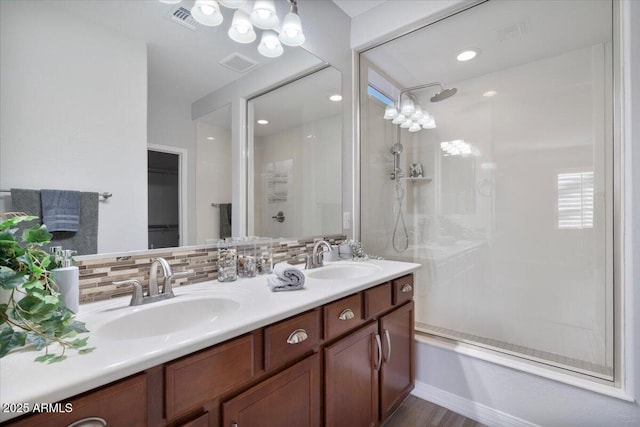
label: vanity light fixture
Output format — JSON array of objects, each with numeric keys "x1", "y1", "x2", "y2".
[
  {"x1": 228, "y1": 9, "x2": 257, "y2": 43},
  {"x1": 191, "y1": 0, "x2": 224, "y2": 27},
  {"x1": 251, "y1": 0, "x2": 279, "y2": 29},
  {"x1": 483, "y1": 90, "x2": 497, "y2": 97},
  {"x1": 279, "y1": 0, "x2": 305, "y2": 46},
  {"x1": 383, "y1": 82, "x2": 455, "y2": 133},
  {"x1": 258, "y1": 30, "x2": 284, "y2": 57},
  {"x1": 158, "y1": 0, "x2": 305, "y2": 58},
  {"x1": 257, "y1": 119, "x2": 269, "y2": 125},
  {"x1": 457, "y1": 49, "x2": 478, "y2": 61},
  {"x1": 329, "y1": 94, "x2": 342, "y2": 102}
]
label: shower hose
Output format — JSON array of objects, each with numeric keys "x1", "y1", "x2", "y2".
[{"x1": 392, "y1": 179, "x2": 409, "y2": 253}]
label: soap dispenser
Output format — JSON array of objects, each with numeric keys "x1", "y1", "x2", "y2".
[{"x1": 51, "y1": 248, "x2": 79, "y2": 313}]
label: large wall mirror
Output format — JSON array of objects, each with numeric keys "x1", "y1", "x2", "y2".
[
  {"x1": 247, "y1": 67, "x2": 343, "y2": 238},
  {"x1": 0, "y1": 0, "x2": 332, "y2": 255}
]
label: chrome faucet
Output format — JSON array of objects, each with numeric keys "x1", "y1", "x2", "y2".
[
  {"x1": 306, "y1": 240, "x2": 332, "y2": 269},
  {"x1": 114, "y1": 257, "x2": 188, "y2": 306}
]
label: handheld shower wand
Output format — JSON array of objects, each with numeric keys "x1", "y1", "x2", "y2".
[
  {"x1": 390, "y1": 138, "x2": 409, "y2": 252},
  {"x1": 390, "y1": 142, "x2": 404, "y2": 180}
]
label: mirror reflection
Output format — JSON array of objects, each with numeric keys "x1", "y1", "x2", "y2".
[
  {"x1": 248, "y1": 67, "x2": 343, "y2": 238},
  {"x1": 0, "y1": 0, "x2": 325, "y2": 254}
]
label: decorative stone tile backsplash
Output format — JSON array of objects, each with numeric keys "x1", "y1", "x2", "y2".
[{"x1": 76, "y1": 235, "x2": 346, "y2": 303}]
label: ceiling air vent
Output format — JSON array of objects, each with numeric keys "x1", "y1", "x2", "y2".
[
  {"x1": 219, "y1": 53, "x2": 259, "y2": 73},
  {"x1": 170, "y1": 6, "x2": 198, "y2": 30}
]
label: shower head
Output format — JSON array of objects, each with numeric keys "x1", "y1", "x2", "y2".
[
  {"x1": 391, "y1": 143, "x2": 403, "y2": 155},
  {"x1": 430, "y1": 87, "x2": 457, "y2": 102}
]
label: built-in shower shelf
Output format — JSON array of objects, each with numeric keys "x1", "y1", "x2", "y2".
[{"x1": 402, "y1": 177, "x2": 432, "y2": 182}]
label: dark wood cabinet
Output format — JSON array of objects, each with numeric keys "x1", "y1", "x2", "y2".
[
  {"x1": 3, "y1": 274, "x2": 415, "y2": 427},
  {"x1": 325, "y1": 322, "x2": 380, "y2": 427},
  {"x1": 222, "y1": 354, "x2": 320, "y2": 427},
  {"x1": 380, "y1": 301, "x2": 415, "y2": 420},
  {"x1": 4, "y1": 374, "x2": 147, "y2": 427}
]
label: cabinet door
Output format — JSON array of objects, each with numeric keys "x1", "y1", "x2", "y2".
[
  {"x1": 325, "y1": 322, "x2": 380, "y2": 427},
  {"x1": 222, "y1": 354, "x2": 320, "y2": 427},
  {"x1": 379, "y1": 301, "x2": 414, "y2": 421}
]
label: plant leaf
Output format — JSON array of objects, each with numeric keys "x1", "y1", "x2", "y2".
[
  {"x1": 0, "y1": 216, "x2": 38, "y2": 232},
  {"x1": 0, "y1": 267, "x2": 26, "y2": 290},
  {"x1": 34, "y1": 353, "x2": 56, "y2": 363},
  {"x1": 0, "y1": 327, "x2": 27, "y2": 357},
  {"x1": 48, "y1": 354, "x2": 67, "y2": 363},
  {"x1": 70, "y1": 336, "x2": 89, "y2": 348},
  {"x1": 78, "y1": 347, "x2": 95, "y2": 355},
  {"x1": 26, "y1": 332, "x2": 48, "y2": 350},
  {"x1": 22, "y1": 279, "x2": 45, "y2": 291},
  {"x1": 22, "y1": 225, "x2": 52, "y2": 245},
  {"x1": 67, "y1": 320, "x2": 89, "y2": 334},
  {"x1": 0, "y1": 304, "x2": 8, "y2": 324}
]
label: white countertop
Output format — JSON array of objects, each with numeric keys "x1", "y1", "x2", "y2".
[{"x1": 0, "y1": 259, "x2": 419, "y2": 422}]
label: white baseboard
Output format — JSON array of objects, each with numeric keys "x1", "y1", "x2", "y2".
[{"x1": 411, "y1": 381, "x2": 540, "y2": 427}]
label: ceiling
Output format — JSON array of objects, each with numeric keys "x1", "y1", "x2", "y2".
[
  {"x1": 48, "y1": 0, "x2": 322, "y2": 105},
  {"x1": 331, "y1": 0, "x2": 386, "y2": 18}
]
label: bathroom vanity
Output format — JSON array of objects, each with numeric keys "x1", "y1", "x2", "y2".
[{"x1": 0, "y1": 260, "x2": 418, "y2": 427}]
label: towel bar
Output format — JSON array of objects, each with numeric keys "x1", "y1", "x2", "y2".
[{"x1": 1, "y1": 189, "x2": 112, "y2": 200}]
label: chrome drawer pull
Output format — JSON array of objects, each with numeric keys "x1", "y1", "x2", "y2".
[
  {"x1": 384, "y1": 329, "x2": 391, "y2": 363},
  {"x1": 401, "y1": 283, "x2": 413, "y2": 293},
  {"x1": 374, "y1": 334, "x2": 382, "y2": 371},
  {"x1": 338, "y1": 308, "x2": 355, "y2": 321},
  {"x1": 287, "y1": 329, "x2": 308, "y2": 344},
  {"x1": 68, "y1": 417, "x2": 107, "y2": 427}
]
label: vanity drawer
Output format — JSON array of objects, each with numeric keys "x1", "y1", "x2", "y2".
[
  {"x1": 324, "y1": 293, "x2": 364, "y2": 341},
  {"x1": 165, "y1": 333, "x2": 258, "y2": 421},
  {"x1": 264, "y1": 309, "x2": 320, "y2": 371},
  {"x1": 364, "y1": 282, "x2": 392, "y2": 319},
  {"x1": 4, "y1": 374, "x2": 147, "y2": 427},
  {"x1": 392, "y1": 274, "x2": 414, "y2": 305}
]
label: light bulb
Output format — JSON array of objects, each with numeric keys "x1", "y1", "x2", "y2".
[
  {"x1": 200, "y1": 4, "x2": 214, "y2": 15},
  {"x1": 410, "y1": 105, "x2": 423, "y2": 121},
  {"x1": 279, "y1": 12, "x2": 305, "y2": 46},
  {"x1": 251, "y1": 0, "x2": 279, "y2": 29},
  {"x1": 400, "y1": 118, "x2": 413, "y2": 129},
  {"x1": 228, "y1": 10, "x2": 256, "y2": 43},
  {"x1": 400, "y1": 98, "x2": 415, "y2": 116},
  {"x1": 408, "y1": 122, "x2": 422, "y2": 132},
  {"x1": 384, "y1": 106, "x2": 398, "y2": 120},
  {"x1": 258, "y1": 30, "x2": 283, "y2": 57},
  {"x1": 191, "y1": 0, "x2": 223, "y2": 26},
  {"x1": 219, "y1": 0, "x2": 244, "y2": 8},
  {"x1": 422, "y1": 118, "x2": 437, "y2": 129},
  {"x1": 392, "y1": 114, "x2": 406, "y2": 125}
]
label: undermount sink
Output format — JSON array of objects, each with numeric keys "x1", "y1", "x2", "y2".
[
  {"x1": 305, "y1": 263, "x2": 382, "y2": 280},
  {"x1": 94, "y1": 296, "x2": 241, "y2": 340}
]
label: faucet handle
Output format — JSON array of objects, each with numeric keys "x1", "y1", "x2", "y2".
[{"x1": 113, "y1": 279, "x2": 144, "y2": 306}]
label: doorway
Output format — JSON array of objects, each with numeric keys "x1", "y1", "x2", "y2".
[{"x1": 148, "y1": 149, "x2": 181, "y2": 249}]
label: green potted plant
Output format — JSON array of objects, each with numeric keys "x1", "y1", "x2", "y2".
[{"x1": 0, "y1": 215, "x2": 93, "y2": 362}]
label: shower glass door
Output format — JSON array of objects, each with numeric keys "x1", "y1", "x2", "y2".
[{"x1": 359, "y1": 0, "x2": 614, "y2": 380}]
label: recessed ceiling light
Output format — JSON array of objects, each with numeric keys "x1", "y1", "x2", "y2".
[
  {"x1": 483, "y1": 90, "x2": 497, "y2": 97},
  {"x1": 457, "y1": 49, "x2": 478, "y2": 62},
  {"x1": 206, "y1": 136, "x2": 216, "y2": 140},
  {"x1": 329, "y1": 94, "x2": 342, "y2": 102},
  {"x1": 257, "y1": 119, "x2": 269, "y2": 125}
]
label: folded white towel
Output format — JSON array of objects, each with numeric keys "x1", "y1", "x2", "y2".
[{"x1": 267, "y1": 262, "x2": 305, "y2": 292}]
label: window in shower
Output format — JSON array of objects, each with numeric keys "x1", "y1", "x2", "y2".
[
  {"x1": 557, "y1": 171, "x2": 594, "y2": 229},
  {"x1": 359, "y1": 0, "x2": 614, "y2": 381}
]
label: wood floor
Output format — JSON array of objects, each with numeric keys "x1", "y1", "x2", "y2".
[{"x1": 385, "y1": 395, "x2": 487, "y2": 427}]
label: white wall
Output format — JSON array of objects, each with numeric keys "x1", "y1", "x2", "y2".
[
  {"x1": 253, "y1": 115, "x2": 342, "y2": 238},
  {"x1": 195, "y1": 122, "x2": 232, "y2": 244},
  {"x1": 0, "y1": 0, "x2": 148, "y2": 253},
  {"x1": 147, "y1": 83, "x2": 197, "y2": 246},
  {"x1": 356, "y1": 1, "x2": 640, "y2": 425}
]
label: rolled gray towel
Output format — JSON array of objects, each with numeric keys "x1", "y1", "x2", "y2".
[{"x1": 267, "y1": 262, "x2": 305, "y2": 292}]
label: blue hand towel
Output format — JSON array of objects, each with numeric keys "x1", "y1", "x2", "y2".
[
  {"x1": 41, "y1": 189, "x2": 81, "y2": 232},
  {"x1": 267, "y1": 262, "x2": 305, "y2": 292}
]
